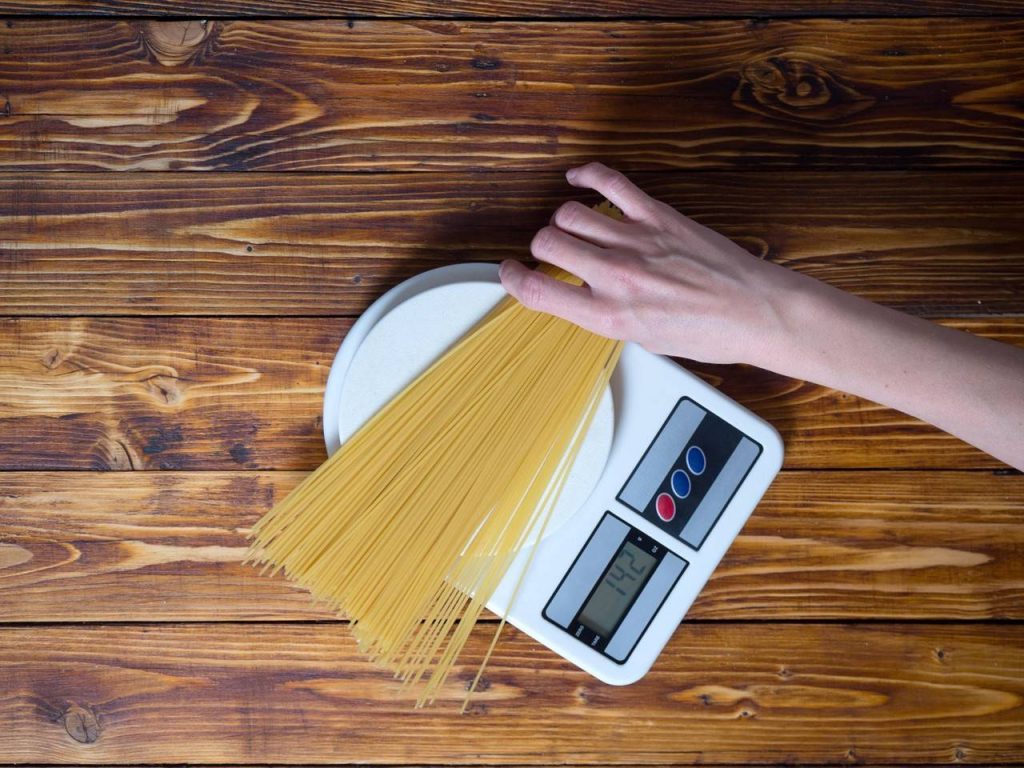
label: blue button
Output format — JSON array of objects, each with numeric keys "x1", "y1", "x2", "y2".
[
  {"x1": 670, "y1": 469, "x2": 691, "y2": 499},
  {"x1": 686, "y1": 446, "x2": 706, "y2": 475}
]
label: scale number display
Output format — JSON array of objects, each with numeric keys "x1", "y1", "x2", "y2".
[
  {"x1": 578, "y1": 541, "x2": 657, "y2": 636},
  {"x1": 543, "y1": 513, "x2": 687, "y2": 663}
]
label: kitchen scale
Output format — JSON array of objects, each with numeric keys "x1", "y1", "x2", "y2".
[{"x1": 323, "y1": 263, "x2": 783, "y2": 685}]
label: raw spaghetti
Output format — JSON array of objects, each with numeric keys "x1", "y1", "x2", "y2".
[{"x1": 247, "y1": 206, "x2": 624, "y2": 710}]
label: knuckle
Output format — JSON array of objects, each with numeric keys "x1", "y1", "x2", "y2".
[
  {"x1": 652, "y1": 199, "x2": 676, "y2": 220},
  {"x1": 604, "y1": 168, "x2": 630, "y2": 192},
  {"x1": 609, "y1": 173, "x2": 644, "y2": 207},
  {"x1": 530, "y1": 226, "x2": 558, "y2": 257},
  {"x1": 575, "y1": 161, "x2": 609, "y2": 187},
  {"x1": 518, "y1": 272, "x2": 547, "y2": 309},
  {"x1": 650, "y1": 199, "x2": 684, "y2": 228},
  {"x1": 595, "y1": 306, "x2": 626, "y2": 339},
  {"x1": 553, "y1": 201, "x2": 582, "y2": 229},
  {"x1": 608, "y1": 259, "x2": 643, "y2": 297}
]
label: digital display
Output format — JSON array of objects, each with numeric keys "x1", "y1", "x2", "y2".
[{"x1": 578, "y1": 541, "x2": 657, "y2": 637}]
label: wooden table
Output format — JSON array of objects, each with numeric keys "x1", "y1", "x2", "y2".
[{"x1": 1, "y1": 1, "x2": 1023, "y2": 764}]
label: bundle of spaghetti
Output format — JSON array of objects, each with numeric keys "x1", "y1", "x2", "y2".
[{"x1": 246, "y1": 262, "x2": 623, "y2": 709}]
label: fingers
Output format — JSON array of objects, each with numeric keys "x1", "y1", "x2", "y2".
[
  {"x1": 549, "y1": 200, "x2": 632, "y2": 248},
  {"x1": 530, "y1": 224, "x2": 606, "y2": 283},
  {"x1": 564, "y1": 162, "x2": 656, "y2": 221},
  {"x1": 499, "y1": 260, "x2": 598, "y2": 329}
]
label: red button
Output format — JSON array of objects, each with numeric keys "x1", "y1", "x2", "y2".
[{"x1": 655, "y1": 492, "x2": 676, "y2": 522}]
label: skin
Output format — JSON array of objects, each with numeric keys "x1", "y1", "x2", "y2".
[{"x1": 499, "y1": 162, "x2": 1024, "y2": 472}]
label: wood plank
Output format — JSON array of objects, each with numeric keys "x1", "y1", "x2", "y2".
[
  {"x1": 1, "y1": 471, "x2": 1021, "y2": 622},
  {"x1": 3, "y1": 19, "x2": 1024, "y2": 171},
  {"x1": 0, "y1": 317, "x2": 342, "y2": 471},
  {"x1": 1, "y1": 317, "x2": 1021, "y2": 471},
  {"x1": 2, "y1": 622, "x2": 1021, "y2": 763},
  {"x1": 3, "y1": 171, "x2": 1022, "y2": 317},
  {"x1": 4, "y1": 1, "x2": 1024, "y2": 18}
]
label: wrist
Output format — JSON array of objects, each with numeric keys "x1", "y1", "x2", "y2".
[
  {"x1": 760, "y1": 268, "x2": 905, "y2": 396},
  {"x1": 748, "y1": 266, "x2": 829, "y2": 376}
]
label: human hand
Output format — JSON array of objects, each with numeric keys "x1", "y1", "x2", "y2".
[
  {"x1": 500, "y1": 162, "x2": 1024, "y2": 470},
  {"x1": 499, "y1": 162, "x2": 809, "y2": 366}
]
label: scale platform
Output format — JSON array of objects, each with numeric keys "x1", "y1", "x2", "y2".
[{"x1": 323, "y1": 263, "x2": 784, "y2": 685}]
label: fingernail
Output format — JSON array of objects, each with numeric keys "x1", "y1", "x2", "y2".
[
  {"x1": 565, "y1": 167, "x2": 579, "y2": 182},
  {"x1": 498, "y1": 260, "x2": 511, "y2": 280}
]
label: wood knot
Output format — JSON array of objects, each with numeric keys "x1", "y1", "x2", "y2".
[
  {"x1": 103, "y1": 437, "x2": 138, "y2": 470},
  {"x1": 61, "y1": 704, "x2": 100, "y2": 744},
  {"x1": 141, "y1": 20, "x2": 215, "y2": 66},
  {"x1": 734, "y1": 55, "x2": 875, "y2": 122},
  {"x1": 145, "y1": 374, "x2": 183, "y2": 406},
  {"x1": 41, "y1": 348, "x2": 63, "y2": 369},
  {"x1": 465, "y1": 675, "x2": 491, "y2": 692}
]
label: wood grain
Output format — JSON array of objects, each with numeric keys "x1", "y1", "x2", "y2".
[
  {"x1": 4, "y1": 1, "x2": 1024, "y2": 18},
  {"x1": 2, "y1": 622, "x2": 1021, "y2": 763},
  {"x1": 0, "y1": 317, "x2": 342, "y2": 471},
  {"x1": 2, "y1": 4, "x2": 1021, "y2": 765},
  {"x1": 2, "y1": 317, "x2": 1021, "y2": 471},
  {"x1": 3, "y1": 19, "x2": 1024, "y2": 171},
  {"x1": 3, "y1": 171, "x2": 1022, "y2": 316},
  {"x1": 0, "y1": 470, "x2": 1021, "y2": 623}
]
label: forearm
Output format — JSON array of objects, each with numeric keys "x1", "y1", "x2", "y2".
[{"x1": 764, "y1": 272, "x2": 1024, "y2": 471}]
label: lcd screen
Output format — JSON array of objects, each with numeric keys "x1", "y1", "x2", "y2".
[{"x1": 578, "y1": 541, "x2": 657, "y2": 637}]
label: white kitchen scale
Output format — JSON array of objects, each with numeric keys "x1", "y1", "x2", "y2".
[{"x1": 323, "y1": 263, "x2": 783, "y2": 685}]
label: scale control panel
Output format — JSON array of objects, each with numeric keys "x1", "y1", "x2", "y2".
[
  {"x1": 543, "y1": 396, "x2": 763, "y2": 664},
  {"x1": 619, "y1": 397, "x2": 762, "y2": 550}
]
